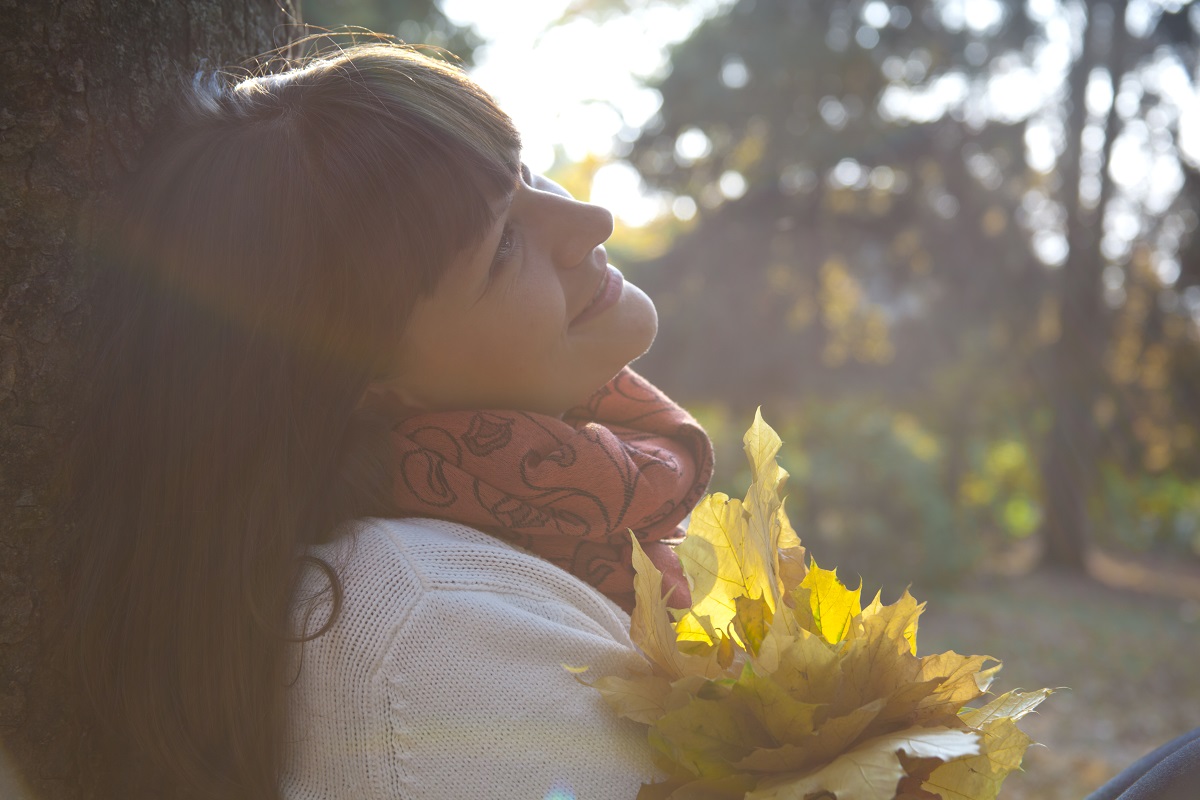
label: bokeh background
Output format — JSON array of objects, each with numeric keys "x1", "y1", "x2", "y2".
[{"x1": 305, "y1": 1, "x2": 1200, "y2": 797}]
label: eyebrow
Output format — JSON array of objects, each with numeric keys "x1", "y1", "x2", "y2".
[
  {"x1": 491, "y1": 160, "x2": 533, "y2": 221},
  {"x1": 492, "y1": 190, "x2": 514, "y2": 217},
  {"x1": 491, "y1": 163, "x2": 525, "y2": 214}
]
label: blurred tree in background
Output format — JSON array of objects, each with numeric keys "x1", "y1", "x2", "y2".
[
  {"x1": 619, "y1": 0, "x2": 1200, "y2": 582},
  {"x1": 301, "y1": 0, "x2": 482, "y2": 62}
]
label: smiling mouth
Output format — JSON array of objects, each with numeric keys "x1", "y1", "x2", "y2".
[
  {"x1": 586, "y1": 269, "x2": 610, "y2": 306},
  {"x1": 571, "y1": 265, "x2": 624, "y2": 327}
]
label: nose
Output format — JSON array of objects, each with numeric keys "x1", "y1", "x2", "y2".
[{"x1": 546, "y1": 195, "x2": 615, "y2": 269}]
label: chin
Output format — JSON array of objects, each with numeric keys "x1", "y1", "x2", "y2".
[{"x1": 620, "y1": 282, "x2": 659, "y2": 360}]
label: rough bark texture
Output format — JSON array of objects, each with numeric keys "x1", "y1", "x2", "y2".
[{"x1": 0, "y1": 2, "x2": 292, "y2": 797}]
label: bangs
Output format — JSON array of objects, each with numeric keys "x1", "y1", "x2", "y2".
[{"x1": 249, "y1": 45, "x2": 523, "y2": 296}]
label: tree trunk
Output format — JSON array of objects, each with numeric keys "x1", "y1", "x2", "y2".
[
  {"x1": 0, "y1": 3, "x2": 292, "y2": 797},
  {"x1": 1038, "y1": 0, "x2": 1128, "y2": 571}
]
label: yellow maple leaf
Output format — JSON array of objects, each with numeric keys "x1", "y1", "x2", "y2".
[
  {"x1": 589, "y1": 413, "x2": 1050, "y2": 800},
  {"x1": 675, "y1": 493, "x2": 767, "y2": 640},
  {"x1": 913, "y1": 653, "x2": 1002, "y2": 724},
  {"x1": 791, "y1": 562, "x2": 862, "y2": 644},
  {"x1": 960, "y1": 688, "x2": 1053, "y2": 728},
  {"x1": 742, "y1": 409, "x2": 795, "y2": 596},
  {"x1": 730, "y1": 662, "x2": 823, "y2": 746},
  {"x1": 629, "y1": 535, "x2": 724, "y2": 681},
  {"x1": 786, "y1": 698, "x2": 886, "y2": 767},
  {"x1": 677, "y1": 410, "x2": 805, "y2": 644},
  {"x1": 588, "y1": 674, "x2": 675, "y2": 726},
  {"x1": 922, "y1": 717, "x2": 1035, "y2": 800},
  {"x1": 861, "y1": 588, "x2": 924, "y2": 655},
  {"x1": 921, "y1": 689, "x2": 1054, "y2": 799},
  {"x1": 769, "y1": 629, "x2": 841, "y2": 703},
  {"x1": 746, "y1": 727, "x2": 980, "y2": 800}
]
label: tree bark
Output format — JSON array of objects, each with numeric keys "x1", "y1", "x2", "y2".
[
  {"x1": 0, "y1": 3, "x2": 292, "y2": 797},
  {"x1": 1038, "y1": 0, "x2": 1129, "y2": 570}
]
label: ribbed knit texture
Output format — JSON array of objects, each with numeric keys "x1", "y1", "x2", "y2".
[{"x1": 281, "y1": 517, "x2": 661, "y2": 799}]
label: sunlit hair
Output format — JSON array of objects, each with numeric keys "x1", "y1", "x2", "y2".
[{"x1": 64, "y1": 43, "x2": 519, "y2": 799}]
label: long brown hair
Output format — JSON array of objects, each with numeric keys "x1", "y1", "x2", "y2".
[{"x1": 65, "y1": 43, "x2": 519, "y2": 799}]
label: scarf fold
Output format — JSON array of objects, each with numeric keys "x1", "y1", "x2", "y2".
[{"x1": 388, "y1": 368, "x2": 714, "y2": 612}]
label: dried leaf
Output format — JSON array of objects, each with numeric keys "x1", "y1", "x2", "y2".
[
  {"x1": 636, "y1": 774, "x2": 756, "y2": 800},
  {"x1": 751, "y1": 600, "x2": 801, "y2": 673},
  {"x1": 792, "y1": 563, "x2": 861, "y2": 645},
  {"x1": 862, "y1": 588, "x2": 924, "y2": 655},
  {"x1": 960, "y1": 688, "x2": 1052, "y2": 728},
  {"x1": 733, "y1": 594, "x2": 772, "y2": 655},
  {"x1": 776, "y1": 541, "x2": 808, "y2": 597},
  {"x1": 733, "y1": 743, "x2": 811, "y2": 774},
  {"x1": 790, "y1": 698, "x2": 885, "y2": 767},
  {"x1": 677, "y1": 493, "x2": 773, "y2": 635},
  {"x1": 629, "y1": 535, "x2": 723, "y2": 680},
  {"x1": 913, "y1": 652, "x2": 1001, "y2": 722},
  {"x1": 747, "y1": 727, "x2": 979, "y2": 800},
  {"x1": 922, "y1": 717, "x2": 1035, "y2": 800},
  {"x1": 771, "y1": 629, "x2": 841, "y2": 703},
  {"x1": 591, "y1": 674, "x2": 674, "y2": 725},
  {"x1": 837, "y1": 627, "x2": 922, "y2": 720},
  {"x1": 742, "y1": 409, "x2": 792, "y2": 606},
  {"x1": 591, "y1": 413, "x2": 1050, "y2": 800},
  {"x1": 651, "y1": 698, "x2": 766, "y2": 778},
  {"x1": 730, "y1": 662, "x2": 822, "y2": 746}
]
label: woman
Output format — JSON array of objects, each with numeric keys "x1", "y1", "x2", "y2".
[{"x1": 67, "y1": 44, "x2": 711, "y2": 799}]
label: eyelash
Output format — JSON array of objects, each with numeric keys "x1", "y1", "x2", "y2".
[
  {"x1": 488, "y1": 165, "x2": 530, "y2": 278},
  {"x1": 490, "y1": 223, "x2": 519, "y2": 275}
]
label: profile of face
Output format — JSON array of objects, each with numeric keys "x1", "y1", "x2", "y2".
[{"x1": 374, "y1": 165, "x2": 659, "y2": 417}]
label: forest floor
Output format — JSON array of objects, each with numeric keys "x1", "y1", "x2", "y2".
[{"x1": 912, "y1": 546, "x2": 1200, "y2": 799}]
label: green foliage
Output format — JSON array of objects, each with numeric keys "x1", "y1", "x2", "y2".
[
  {"x1": 1096, "y1": 466, "x2": 1200, "y2": 555},
  {"x1": 694, "y1": 398, "x2": 1200, "y2": 582},
  {"x1": 959, "y1": 439, "x2": 1042, "y2": 540},
  {"x1": 700, "y1": 401, "x2": 972, "y2": 587}
]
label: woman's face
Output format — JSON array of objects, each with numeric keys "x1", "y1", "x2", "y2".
[{"x1": 381, "y1": 166, "x2": 658, "y2": 416}]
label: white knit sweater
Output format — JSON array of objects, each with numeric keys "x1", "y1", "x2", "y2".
[{"x1": 281, "y1": 517, "x2": 662, "y2": 799}]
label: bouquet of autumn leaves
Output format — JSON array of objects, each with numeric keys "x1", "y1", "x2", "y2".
[{"x1": 585, "y1": 412, "x2": 1051, "y2": 800}]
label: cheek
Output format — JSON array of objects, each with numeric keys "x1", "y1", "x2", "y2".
[
  {"x1": 467, "y1": 292, "x2": 567, "y2": 369},
  {"x1": 511, "y1": 282, "x2": 569, "y2": 344}
]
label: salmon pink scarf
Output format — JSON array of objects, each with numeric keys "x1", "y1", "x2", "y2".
[{"x1": 388, "y1": 368, "x2": 713, "y2": 612}]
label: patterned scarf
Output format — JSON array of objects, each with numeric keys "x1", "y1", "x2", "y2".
[{"x1": 388, "y1": 368, "x2": 713, "y2": 612}]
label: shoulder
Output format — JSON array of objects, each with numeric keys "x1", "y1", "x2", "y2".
[
  {"x1": 284, "y1": 518, "x2": 658, "y2": 799},
  {"x1": 299, "y1": 516, "x2": 631, "y2": 639},
  {"x1": 292, "y1": 517, "x2": 637, "y2": 678}
]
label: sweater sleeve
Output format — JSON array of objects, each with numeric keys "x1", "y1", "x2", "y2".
[{"x1": 281, "y1": 518, "x2": 663, "y2": 800}]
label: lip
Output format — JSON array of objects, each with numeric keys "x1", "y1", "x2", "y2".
[{"x1": 571, "y1": 264, "x2": 624, "y2": 327}]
